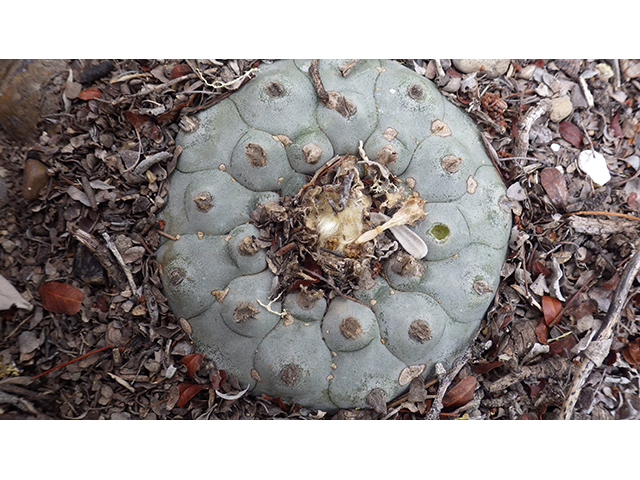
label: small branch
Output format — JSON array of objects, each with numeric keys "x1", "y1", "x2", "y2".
[
  {"x1": 132, "y1": 151, "x2": 172, "y2": 176},
  {"x1": 100, "y1": 229, "x2": 138, "y2": 297},
  {"x1": 512, "y1": 99, "x2": 552, "y2": 158},
  {"x1": 69, "y1": 225, "x2": 127, "y2": 289},
  {"x1": 563, "y1": 210, "x2": 640, "y2": 223},
  {"x1": 559, "y1": 241, "x2": 640, "y2": 419},
  {"x1": 426, "y1": 347, "x2": 473, "y2": 420},
  {"x1": 32, "y1": 345, "x2": 114, "y2": 380}
]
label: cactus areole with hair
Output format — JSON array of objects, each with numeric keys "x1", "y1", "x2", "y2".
[{"x1": 157, "y1": 60, "x2": 511, "y2": 412}]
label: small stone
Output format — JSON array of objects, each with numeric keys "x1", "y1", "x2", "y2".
[
  {"x1": 550, "y1": 95, "x2": 573, "y2": 122},
  {"x1": 452, "y1": 59, "x2": 511, "y2": 79},
  {"x1": 22, "y1": 159, "x2": 49, "y2": 200}
]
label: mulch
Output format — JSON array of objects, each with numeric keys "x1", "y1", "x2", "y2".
[{"x1": 1, "y1": 59, "x2": 640, "y2": 420}]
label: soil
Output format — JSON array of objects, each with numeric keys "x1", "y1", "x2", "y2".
[{"x1": 1, "y1": 59, "x2": 640, "y2": 420}]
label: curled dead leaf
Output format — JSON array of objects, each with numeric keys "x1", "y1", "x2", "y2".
[
  {"x1": 541, "y1": 295, "x2": 563, "y2": 326},
  {"x1": 442, "y1": 375, "x2": 477, "y2": 409},
  {"x1": 180, "y1": 353, "x2": 204, "y2": 378},
  {"x1": 176, "y1": 382, "x2": 205, "y2": 408},
  {"x1": 622, "y1": 340, "x2": 640, "y2": 366},
  {"x1": 38, "y1": 281, "x2": 83, "y2": 315}
]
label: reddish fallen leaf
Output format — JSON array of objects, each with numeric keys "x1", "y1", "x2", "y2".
[
  {"x1": 548, "y1": 334, "x2": 577, "y2": 357},
  {"x1": 534, "y1": 59, "x2": 545, "y2": 69},
  {"x1": 170, "y1": 63, "x2": 192, "y2": 78},
  {"x1": 539, "y1": 167, "x2": 568, "y2": 210},
  {"x1": 527, "y1": 379, "x2": 546, "y2": 398},
  {"x1": 610, "y1": 112, "x2": 623, "y2": 137},
  {"x1": 176, "y1": 383, "x2": 205, "y2": 408},
  {"x1": 601, "y1": 272, "x2": 620, "y2": 291},
  {"x1": 180, "y1": 353, "x2": 204, "y2": 378},
  {"x1": 532, "y1": 261, "x2": 552, "y2": 277},
  {"x1": 94, "y1": 294, "x2": 109, "y2": 313},
  {"x1": 535, "y1": 317, "x2": 548, "y2": 344},
  {"x1": 77, "y1": 87, "x2": 102, "y2": 101},
  {"x1": 542, "y1": 295, "x2": 563, "y2": 326},
  {"x1": 627, "y1": 192, "x2": 639, "y2": 210},
  {"x1": 622, "y1": 340, "x2": 640, "y2": 366},
  {"x1": 559, "y1": 120, "x2": 584, "y2": 148},
  {"x1": 471, "y1": 360, "x2": 503, "y2": 375},
  {"x1": 125, "y1": 110, "x2": 163, "y2": 143},
  {"x1": 442, "y1": 376, "x2": 477, "y2": 409},
  {"x1": 38, "y1": 281, "x2": 83, "y2": 315}
]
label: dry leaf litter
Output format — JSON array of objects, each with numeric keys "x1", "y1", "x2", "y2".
[{"x1": 1, "y1": 59, "x2": 640, "y2": 419}]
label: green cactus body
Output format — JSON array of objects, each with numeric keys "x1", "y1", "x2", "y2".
[{"x1": 157, "y1": 60, "x2": 511, "y2": 412}]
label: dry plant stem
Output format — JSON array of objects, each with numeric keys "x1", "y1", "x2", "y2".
[
  {"x1": 101, "y1": 229, "x2": 138, "y2": 297},
  {"x1": 132, "y1": 151, "x2": 172, "y2": 176},
  {"x1": 0, "y1": 390, "x2": 39, "y2": 415},
  {"x1": 426, "y1": 347, "x2": 473, "y2": 420},
  {"x1": 513, "y1": 99, "x2": 552, "y2": 158},
  {"x1": 69, "y1": 225, "x2": 127, "y2": 288},
  {"x1": 31, "y1": 344, "x2": 114, "y2": 380},
  {"x1": 559, "y1": 242, "x2": 640, "y2": 420},
  {"x1": 563, "y1": 210, "x2": 640, "y2": 223},
  {"x1": 485, "y1": 357, "x2": 574, "y2": 393}
]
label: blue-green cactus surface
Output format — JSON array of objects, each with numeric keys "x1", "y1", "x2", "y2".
[{"x1": 157, "y1": 60, "x2": 511, "y2": 412}]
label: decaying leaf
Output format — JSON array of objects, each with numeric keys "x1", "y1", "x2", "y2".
[
  {"x1": 539, "y1": 167, "x2": 568, "y2": 210},
  {"x1": 176, "y1": 382, "x2": 205, "y2": 408},
  {"x1": 442, "y1": 375, "x2": 477, "y2": 409},
  {"x1": 180, "y1": 353, "x2": 204, "y2": 378},
  {"x1": 559, "y1": 120, "x2": 583, "y2": 148},
  {"x1": 541, "y1": 295, "x2": 563, "y2": 326},
  {"x1": 0, "y1": 273, "x2": 33, "y2": 311},
  {"x1": 38, "y1": 281, "x2": 83, "y2": 315},
  {"x1": 77, "y1": 87, "x2": 101, "y2": 101}
]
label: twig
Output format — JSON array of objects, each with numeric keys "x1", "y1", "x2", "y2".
[
  {"x1": 425, "y1": 347, "x2": 473, "y2": 420},
  {"x1": 32, "y1": 345, "x2": 114, "y2": 380},
  {"x1": 563, "y1": 210, "x2": 640, "y2": 223},
  {"x1": 69, "y1": 224, "x2": 127, "y2": 289},
  {"x1": 559, "y1": 241, "x2": 640, "y2": 419},
  {"x1": 132, "y1": 151, "x2": 172, "y2": 176},
  {"x1": 512, "y1": 99, "x2": 552, "y2": 158},
  {"x1": 100, "y1": 229, "x2": 138, "y2": 297}
]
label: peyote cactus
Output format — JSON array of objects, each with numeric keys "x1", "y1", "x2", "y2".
[{"x1": 157, "y1": 60, "x2": 511, "y2": 412}]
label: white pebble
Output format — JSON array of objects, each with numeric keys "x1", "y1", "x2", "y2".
[{"x1": 578, "y1": 150, "x2": 611, "y2": 185}]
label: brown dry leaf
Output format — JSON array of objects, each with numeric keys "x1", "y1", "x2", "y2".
[
  {"x1": 539, "y1": 167, "x2": 568, "y2": 210},
  {"x1": 170, "y1": 64, "x2": 192, "y2": 79},
  {"x1": 77, "y1": 87, "x2": 102, "y2": 101},
  {"x1": 536, "y1": 317, "x2": 548, "y2": 344},
  {"x1": 541, "y1": 295, "x2": 563, "y2": 326},
  {"x1": 559, "y1": 120, "x2": 583, "y2": 148},
  {"x1": 180, "y1": 353, "x2": 204, "y2": 378},
  {"x1": 471, "y1": 360, "x2": 503, "y2": 375},
  {"x1": 622, "y1": 341, "x2": 640, "y2": 366},
  {"x1": 38, "y1": 281, "x2": 83, "y2": 315},
  {"x1": 442, "y1": 375, "x2": 477, "y2": 409},
  {"x1": 176, "y1": 383, "x2": 205, "y2": 408}
]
